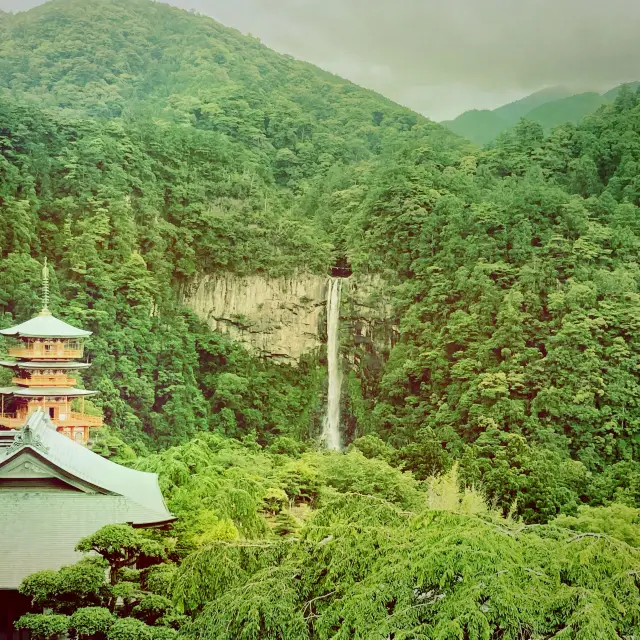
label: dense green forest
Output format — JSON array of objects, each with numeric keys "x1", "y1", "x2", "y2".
[
  {"x1": 15, "y1": 436, "x2": 640, "y2": 638},
  {"x1": 1, "y1": 0, "x2": 640, "y2": 636},
  {"x1": 0, "y1": 0, "x2": 463, "y2": 448}
]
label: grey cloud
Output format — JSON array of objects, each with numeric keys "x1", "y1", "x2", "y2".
[
  {"x1": 176, "y1": 0, "x2": 640, "y2": 118},
  {"x1": 0, "y1": 0, "x2": 45, "y2": 10},
  {"x1": 2, "y1": 0, "x2": 639, "y2": 119}
]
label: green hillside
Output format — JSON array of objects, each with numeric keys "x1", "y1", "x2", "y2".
[
  {"x1": 1, "y1": 1, "x2": 640, "y2": 635},
  {"x1": 0, "y1": 0, "x2": 639, "y2": 512},
  {"x1": 492, "y1": 85, "x2": 573, "y2": 123},
  {"x1": 443, "y1": 82, "x2": 639, "y2": 145},
  {"x1": 0, "y1": 0, "x2": 464, "y2": 445},
  {"x1": 524, "y1": 91, "x2": 608, "y2": 129},
  {"x1": 440, "y1": 109, "x2": 509, "y2": 145}
]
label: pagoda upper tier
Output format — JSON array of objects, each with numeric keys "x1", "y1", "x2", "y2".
[{"x1": 0, "y1": 288, "x2": 102, "y2": 444}]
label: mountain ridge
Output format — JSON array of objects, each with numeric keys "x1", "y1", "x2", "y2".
[{"x1": 442, "y1": 82, "x2": 639, "y2": 145}]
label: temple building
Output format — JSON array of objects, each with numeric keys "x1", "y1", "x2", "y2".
[
  {"x1": 0, "y1": 263, "x2": 175, "y2": 638},
  {"x1": 0, "y1": 260, "x2": 102, "y2": 445}
]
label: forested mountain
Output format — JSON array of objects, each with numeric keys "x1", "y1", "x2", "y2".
[
  {"x1": 1, "y1": 0, "x2": 639, "y2": 512},
  {"x1": 442, "y1": 83, "x2": 639, "y2": 144},
  {"x1": 492, "y1": 86, "x2": 574, "y2": 122},
  {"x1": 0, "y1": 0, "x2": 464, "y2": 446},
  {"x1": 2, "y1": 1, "x2": 640, "y2": 635}
]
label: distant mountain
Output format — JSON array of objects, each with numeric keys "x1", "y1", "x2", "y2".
[
  {"x1": 440, "y1": 110, "x2": 509, "y2": 146},
  {"x1": 603, "y1": 81, "x2": 640, "y2": 100},
  {"x1": 442, "y1": 83, "x2": 639, "y2": 145},
  {"x1": 492, "y1": 86, "x2": 574, "y2": 124},
  {"x1": 524, "y1": 92, "x2": 605, "y2": 130}
]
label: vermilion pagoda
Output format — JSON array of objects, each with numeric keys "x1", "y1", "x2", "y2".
[{"x1": 0, "y1": 261, "x2": 103, "y2": 444}]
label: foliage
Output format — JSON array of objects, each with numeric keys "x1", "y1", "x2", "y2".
[
  {"x1": 144, "y1": 564, "x2": 178, "y2": 599},
  {"x1": 107, "y1": 618, "x2": 154, "y2": 640},
  {"x1": 69, "y1": 607, "x2": 115, "y2": 639},
  {"x1": 5, "y1": 2, "x2": 640, "y2": 636},
  {"x1": 553, "y1": 503, "x2": 640, "y2": 548},
  {"x1": 314, "y1": 450, "x2": 422, "y2": 509},
  {"x1": 348, "y1": 434, "x2": 396, "y2": 462},
  {"x1": 425, "y1": 464, "x2": 488, "y2": 516},
  {"x1": 178, "y1": 490, "x2": 640, "y2": 639},
  {"x1": 459, "y1": 428, "x2": 590, "y2": 523},
  {"x1": 132, "y1": 595, "x2": 175, "y2": 626},
  {"x1": 19, "y1": 525, "x2": 183, "y2": 637},
  {"x1": 76, "y1": 524, "x2": 166, "y2": 584},
  {"x1": 14, "y1": 614, "x2": 69, "y2": 640},
  {"x1": 19, "y1": 558, "x2": 108, "y2": 614},
  {"x1": 17, "y1": 437, "x2": 640, "y2": 637}
]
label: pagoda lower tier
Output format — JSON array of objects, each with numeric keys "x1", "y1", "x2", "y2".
[{"x1": 0, "y1": 386, "x2": 102, "y2": 444}]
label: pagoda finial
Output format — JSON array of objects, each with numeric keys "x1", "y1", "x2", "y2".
[{"x1": 40, "y1": 258, "x2": 51, "y2": 316}]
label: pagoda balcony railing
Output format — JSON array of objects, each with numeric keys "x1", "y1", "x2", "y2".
[
  {"x1": 12, "y1": 376, "x2": 77, "y2": 387},
  {"x1": 0, "y1": 413, "x2": 22, "y2": 429},
  {"x1": 68, "y1": 412, "x2": 103, "y2": 427},
  {"x1": 0, "y1": 412, "x2": 102, "y2": 429},
  {"x1": 8, "y1": 346, "x2": 84, "y2": 359}
]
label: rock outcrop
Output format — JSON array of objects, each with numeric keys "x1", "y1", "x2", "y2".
[
  {"x1": 182, "y1": 272, "x2": 397, "y2": 364},
  {"x1": 183, "y1": 273, "x2": 327, "y2": 362}
]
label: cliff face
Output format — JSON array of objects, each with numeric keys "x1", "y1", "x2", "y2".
[
  {"x1": 183, "y1": 274, "x2": 327, "y2": 362},
  {"x1": 182, "y1": 273, "x2": 397, "y2": 364}
]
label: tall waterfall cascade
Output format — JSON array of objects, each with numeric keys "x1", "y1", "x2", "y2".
[{"x1": 322, "y1": 278, "x2": 343, "y2": 451}]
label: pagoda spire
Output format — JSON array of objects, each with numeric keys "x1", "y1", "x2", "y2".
[{"x1": 40, "y1": 258, "x2": 51, "y2": 317}]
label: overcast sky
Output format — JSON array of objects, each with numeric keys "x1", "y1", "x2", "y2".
[{"x1": 1, "y1": 0, "x2": 639, "y2": 120}]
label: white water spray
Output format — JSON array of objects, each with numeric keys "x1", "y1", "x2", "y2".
[{"x1": 322, "y1": 278, "x2": 343, "y2": 451}]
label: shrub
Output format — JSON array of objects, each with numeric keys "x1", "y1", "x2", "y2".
[
  {"x1": 107, "y1": 618, "x2": 153, "y2": 640},
  {"x1": 151, "y1": 628, "x2": 178, "y2": 640},
  {"x1": 132, "y1": 595, "x2": 174, "y2": 626},
  {"x1": 70, "y1": 607, "x2": 115, "y2": 639},
  {"x1": 15, "y1": 614, "x2": 69, "y2": 640}
]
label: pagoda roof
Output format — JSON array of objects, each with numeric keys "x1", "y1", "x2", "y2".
[
  {"x1": 0, "y1": 387, "x2": 98, "y2": 398},
  {"x1": 0, "y1": 312, "x2": 92, "y2": 339},
  {"x1": 0, "y1": 411, "x2": 175, "y2": 588},
  {"x1": 0, "y1": 360, "x2": 92, "y2": 370}
]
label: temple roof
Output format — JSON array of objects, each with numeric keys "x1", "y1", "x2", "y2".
[
  {"x1": 0, "y1": 411, "x2": 173, "y2": 519},
  {"x1": 0, "y1": 387, "x2": 98, "y2": 398},
  {"x1": 0, "y1": 411, "x2": 174, "y2": 587},
  {"x1": 0, "y1": 312, "x2": 92, "y2": 339},
  {"x1": 0, "y1": 360, "x2": 92, "y2": 370}
]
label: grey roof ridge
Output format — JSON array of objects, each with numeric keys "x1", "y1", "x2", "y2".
[
  {"x1": 1, "y1": 411, "x2": 175, "y2": 523},
  {"x1": 0, "y1": 444, "x2": 115, "y2": 495}
]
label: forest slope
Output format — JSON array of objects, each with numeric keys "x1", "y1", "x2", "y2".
[
  {"x1": 14, "y1": 435, "x2": 640, "y2": 639},
  {"x1": 0, "y1": 0, "x2": 640, "y2": 525},
  {"x1": 0, "y1": 0, "x2": 463, "y2": 447}
]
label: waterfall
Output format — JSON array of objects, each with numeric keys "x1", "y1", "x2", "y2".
[{"x1": 322, "y1": 278, "x2": 343, "y2": 451}]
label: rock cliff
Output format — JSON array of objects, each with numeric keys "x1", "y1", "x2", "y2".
[{"x1": 182, "y1": 273, "x2": 397, "y2": 364}]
